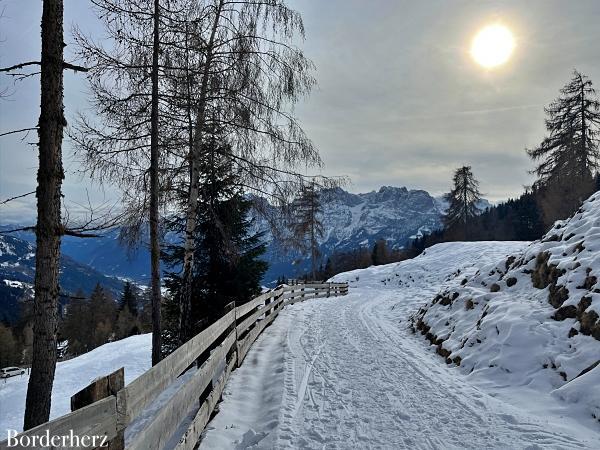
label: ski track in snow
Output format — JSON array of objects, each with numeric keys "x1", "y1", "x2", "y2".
[{"x1": 201, "y1": 244, "x2": 600, "y2": 450}]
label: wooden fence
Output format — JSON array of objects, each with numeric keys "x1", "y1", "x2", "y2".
[{"x1": 0, "y1": 282, "x2": 348, "y2": 450}]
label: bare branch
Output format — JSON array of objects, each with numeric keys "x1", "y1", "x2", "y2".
[
  {"x1": 0, "y1": 190, "x2": 36, "y2": 205},
  {"x1": 0, "y1": 127, "x2": 39, "y2": 138},
  {"x1": 0, "y1": 61, "x2": 41, "y2": 72}
]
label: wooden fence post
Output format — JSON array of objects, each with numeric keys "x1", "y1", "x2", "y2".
[
  {"x1": 71, "y1": 367, "x2": 124, "y2": 450},
  {"x1": 265, "y1": 292, "x2": 272, "y2": 318}
]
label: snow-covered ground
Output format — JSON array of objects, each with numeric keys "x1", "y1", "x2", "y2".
[
  {"x1": 0, "y1": 334, "x2": 151, "y2": 440},
  {"x1": 201, "y1": 241, "x2": 600, "y2": 449}
]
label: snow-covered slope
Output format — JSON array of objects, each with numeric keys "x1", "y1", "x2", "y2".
[
  {"x1": 0, "y1": 334, "x2": 151, "y2": 440},
  {"x1": 331, "y1": 241, "x2": 525, "y2": 291},
  {"x1": 413, "y1": 194, "x2": 600, "y2": 422}
]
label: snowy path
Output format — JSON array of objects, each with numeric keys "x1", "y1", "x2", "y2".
[{"x1": 201, "y1": 242, "x2": 599, "y2": 449}]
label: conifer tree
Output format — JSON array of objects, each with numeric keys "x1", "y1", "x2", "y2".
[
  {"x1": 372, "y1": 239, "x2": 390, "y2": 266},
  {"x1": 88, "y1": 284, "x2": 117, "y2": 349},
  {"x1": 528, "y1": 71, "x2": 600, "y2": 184},
  {"x1": 443, "y1": 166, "x2": 482, "y2": 239},
  {"x1": 527, "y1": 71, "x2": 600, "y2": 226},
  {"x1": 0, "y1": 324, "x2": 20, "y2": 367},
  {"x1": 163, "y1": 133, "x2": 268, "y2": 345},
  {"x1": 119, "y1": 282, "x2": 139, "y2": 316},
  {"x1": 60, "y1": 289, "x2": 90, "y2": 355}
]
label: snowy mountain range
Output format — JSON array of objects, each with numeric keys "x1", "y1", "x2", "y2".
[
  {"x1": 0, "y1": 234, "x2": 124, "y2": 324},
  {"x1": 259, "y1": 186, "x2": 489, "y2": 283},
  {"x1": 0, "y1": 186, "x2": 489, "y2": 303}
]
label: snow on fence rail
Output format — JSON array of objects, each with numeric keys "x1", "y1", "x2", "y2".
[{"x1": 0, "y1": 282, "x2": 348, "y2": 450}]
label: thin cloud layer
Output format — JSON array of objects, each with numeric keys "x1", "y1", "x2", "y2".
[{"x1": 1, "y1": 0, "x2": 600, "y2": 221}]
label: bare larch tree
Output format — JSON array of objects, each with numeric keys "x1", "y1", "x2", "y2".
[
  {"x1": 292, "y1": 181, "x2": 324, "y2": 280},
  {"x1": 176, "y1": 0, "x2": 324, "y2": 343},
  {"x1": 71, "y1": 0, "x2": 184, "y2": 365}
]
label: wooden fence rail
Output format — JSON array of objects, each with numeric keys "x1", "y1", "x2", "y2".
[{"x1": 0, "y1": 282, "x2": 348, "y2": 450}]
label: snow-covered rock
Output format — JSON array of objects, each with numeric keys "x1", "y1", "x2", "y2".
[{"x1": 413, "y1": 193, "x2": 600, "y2": 422}]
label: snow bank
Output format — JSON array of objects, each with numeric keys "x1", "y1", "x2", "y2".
[
  {"x1": 413, "y1": 194, "x2": 600, "y2": 422},
  {"x1": 0, "y1": 334, "x2": 151, "y2": 440},
  {"x1": 331, "y1": 241, "x2": 527, "y2": 292}
]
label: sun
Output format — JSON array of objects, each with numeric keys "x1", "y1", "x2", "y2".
[{"x1": 470, "y1": 24, "x2": 515, "y2": 69}]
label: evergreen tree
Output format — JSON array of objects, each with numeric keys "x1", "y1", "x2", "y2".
[
  {"x1": 0, "y1": 324, "x2": 21, "y2": 367},
  {"x1": 372, "y1": 239, "x2": 390, "y2": 266},
  {"x1": 115, "y1": 307, "x2": 139, "y2": 340},
  {"x1": 88, "y1": 284, "x2": 117, "y2": 349},
  {"x1": 164, "y1": 135, "x2": 268, "y2": 347},
  {"x1": 119, "y1": 282, "x2": 139, "y2": 316},
  {"x1": 443, "y1": 166, "x2": 482, "y2": 239},
  {"x1": 527, "y1": 71, "x2": 600, "y2": 185},
  {"x1": 323, "y1": 258, "x2": 334, "y2": 279},
  {"x1": 60, "y1": 289, "x2": 90, "y2": 355},
  {"x1": 292, "y1": 182, "x2": 324, "y2": 280},
  {"x1": 527, "y1": 71, "x2": 600, "y2": 227}
]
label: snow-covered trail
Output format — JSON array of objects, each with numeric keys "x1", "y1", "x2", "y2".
[
  {"x1": 201, "y1": 289, "x2": 596, "y2": 449},
  {"x1": 201, "y1": 243, "x2": 599, "y2": 449}
]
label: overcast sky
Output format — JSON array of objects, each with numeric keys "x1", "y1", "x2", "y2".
[{"x1": 1, "y1": 0, "x2": 600, "y2": 222}]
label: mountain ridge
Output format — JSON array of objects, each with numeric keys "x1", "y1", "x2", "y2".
[
  {"x1": 0, "y1": 185, "x2": 489, "y2": 287},
  {"x1": 0, "y1": 234, "x2": 124, "y2": 324}
]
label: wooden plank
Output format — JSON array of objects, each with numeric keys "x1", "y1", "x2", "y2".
[
  {"x1": 234, "y1": 290, "x2": 276, "y2": 318},
  {"x1": 235, "y1": 296, "x2": 282, "y2": 335},
  {"x1": 288, "y1": 290, "x2": 341, "y2": 306},
  {"x1": 0, "y1": 397, "x2": 117, "y2": 450},
  {"x1": 237, "y1": 300, "x2": 284, "y2": 364},
  {"x1": 285, "y1": 283, "x2": 345, "y2": 290},
  {"x1": 127, "y1": 331, "x2": 236, "y2": 450},
  {"x1": 174, "y1": 355, "x2": 237, "y2": 450},
  {"x1": 281, "y1": 289, "x2": 316, "y2": 301},
  {"x1": 238, "y1": 323, "x2": 261, "y2": 364},
  {"x1": 71, "y1": 368, "x2": 124, "y2": 450},
  {"x1": 118, "y1": 309, "x2": 235, "y2": 427}
]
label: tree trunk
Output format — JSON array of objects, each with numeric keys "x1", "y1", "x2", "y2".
[
  {"x1": 462, "y1": 171, "x2": 468, "y2": 240},
  {"x1": 23, "y1": 0, "x2": 65, "y2": 430},
  {"x1": 310, "y1": 190, "x2": 316, "y2": 280},
  {"x1": 149, "y1": 0, "x2": 162, "y2": 366},
  {"x1": 179, "y1": 0, "x2": 224, "y2": 344},
  {"x1": 580, "y1": 75, "x2": 587, "y2": 175}
]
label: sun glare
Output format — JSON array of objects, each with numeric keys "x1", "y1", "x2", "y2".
[{"x1": 471, "y1": 24, "x2": 515, "y2": 69}]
